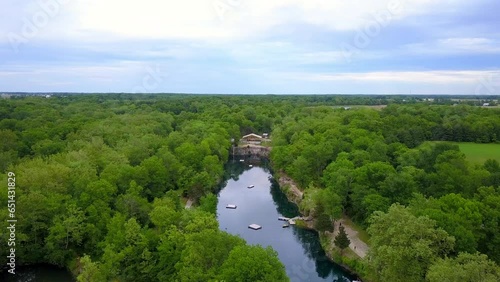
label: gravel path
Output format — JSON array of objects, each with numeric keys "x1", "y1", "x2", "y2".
[
  {"x1": 278, "y1": 172, "x2": 369, "y2": 258},
  {"x1": 333, "y1": 219, "x2": 369, "y2": 258}
]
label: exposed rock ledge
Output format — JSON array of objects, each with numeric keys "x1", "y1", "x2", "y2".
[
  {"x1": 276, "y1": 171, "x2": 369, "y2": 281},
  {"x1": 277, "y1": 173, "x2": 304, "y2": 205}
]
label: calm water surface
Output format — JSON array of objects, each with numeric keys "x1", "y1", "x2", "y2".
[
  {"x1": 217, "y1": 161, "x2": 355, "y2": 282},
  {"x1": 0, "y1": 265, "x2": 74, "y2": 282}
]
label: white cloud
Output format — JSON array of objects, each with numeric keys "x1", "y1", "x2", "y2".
[
  {"x1": 9, "y1": 0, "x2": 464, "y2": 42},
  {"x1": 74, "y1": 0, "x2": 229, "y2": 39},
  {"x1": 287, "y1": 70, "x2": 500, "y2": 84},
  {"x1": 404, "y1": 37, "x2": 500, "y2": 55},
  {"x1": 438, "y1": 37, "x2": 500, "y2": 52},
  {"x1": 2, "y1": 0, "x2": 498, "y2": 94},
  {"x1": 0, "y1": 0, "x2": 474, "y2": 50}
]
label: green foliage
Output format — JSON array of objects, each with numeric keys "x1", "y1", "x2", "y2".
[
  {"x1": 45, "y1": 203, "x2": 86, "y2": 266},
  {"x1": 199, "y1": 193, "x2": 218, "y2": 214},
  {"x1": 0, "y1": 95, "x2": 294, "y2": 280},
  {"x1": 409, "y1": 193, "x2": 484, "y2": 254},
  {"x1": 76, "y1": 255, "x2": 104, "y2": 282},
  {"x1": 2, "y1": 95, "x2": 500, "y2": 280},
  {"x1": 314, "y1": 200, "x2": 333, "y2": 232},
  {"x1": 334, "y1": 226, "x2": 351, "y2": 254},
  {"x1": 474, "y1": 186, "x2": 500, "y2": 262},
  {"x1": 218, "y1": 245, "x2": 289, "y2": 282},
  {"x1": 368, "y1": 204, "x2": 455, "y2": 282},
  {"x1": 176, "y1": 229, "x2": 245, "y2": 282},
  {"x1": 269, "y1": 102, "x2": 500, "y2": 276},
  {"x1": 427, "y1": 252, "x2": 500, "y2": 282}
]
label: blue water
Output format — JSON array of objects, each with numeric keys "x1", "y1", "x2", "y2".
[
  {"x1": 217, "y1": 161, "x2": 355, "y2": 282},
  {"x1": 0, "y1": 264, "x2": 74, "y2": 282}
]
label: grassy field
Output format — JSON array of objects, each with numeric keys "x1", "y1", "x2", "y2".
[{"x1": 452, "y1": 142, "x2": 500, "y2": 164}]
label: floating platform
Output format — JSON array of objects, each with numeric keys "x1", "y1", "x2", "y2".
[
  {"x1": 247, "y1": 185, "x2": 255, "y2": 188},
  {"x1": 248, "y1": 224, "x2": 262, "y2": 230},
  {"x1": 278, "y1": 216, "x2": 290, "y2": 221},
  {"x1": 226, "y1": 204, "x2": 237, "y2": 209}
]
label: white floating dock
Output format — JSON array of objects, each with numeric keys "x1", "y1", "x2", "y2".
[
  {"x1": 247, "y1": 185, "x2": 255, "y2": 188},
  {"x1": 248, "y1": 224, "x2": 262, "y2": 230},
  {"x1": 226, "y1": 204, "x2": 237, "y2": 209}
]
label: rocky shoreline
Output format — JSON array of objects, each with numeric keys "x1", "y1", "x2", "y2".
[{"x1": 275, "y1": 171, "x2": 368, "y2": 281}]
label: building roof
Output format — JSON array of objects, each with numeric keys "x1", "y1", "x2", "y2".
[{"x1": 242, "y1": 133, "x2": 262, "y2": 139}]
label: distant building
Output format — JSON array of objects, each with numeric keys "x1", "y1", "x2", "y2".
[
  {"x1": 262, "y1": 133, "x2": 269, "y2": 138},
  {"x1": 483, "y1": 103, "x2": 490, "y2": 107},
  {"x1": 1, "y1": 94, "x2": 11, "y2": 99},
  {"x1": 45, "y1": 95, "x2": 51, "y2": 98},
  {"x1": 241, "y1": 133, "x2": 263, "y2": 145}
]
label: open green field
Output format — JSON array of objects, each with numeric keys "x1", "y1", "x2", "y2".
[{"x1": 452, "y1": 142, "x2": 500, "y2": 164}]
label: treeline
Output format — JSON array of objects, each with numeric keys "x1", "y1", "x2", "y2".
[
  {"x1": 0, "y1": 95, "x2": 289, "y2": 281},
  {"x1": 382, "y1": 104, "x2": 500, "y2": 146},
  {"x1": 271, "y1": 105, "x2": 500, "y2": 281},
  {"x1": 2, "y1": 95, "x2": 500, "y2": 281}
]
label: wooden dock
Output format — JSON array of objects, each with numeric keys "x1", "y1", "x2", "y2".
[
  {"x1": 286, "y1": 216, "x2": 309, "y2": 225},
  {"x1": 248, "y1": 224, "x2": 262, "y2": 230}
]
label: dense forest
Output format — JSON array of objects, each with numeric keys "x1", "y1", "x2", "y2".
[
  {"x1": 1, "y1": 94, "x2": 500, "y2": 281},
  {"x1": 0, "y1": 95, "x2": 291, "y2": 281},
  {"x1": 271, "y1": 104, "x2": 500, "y2": 281}
]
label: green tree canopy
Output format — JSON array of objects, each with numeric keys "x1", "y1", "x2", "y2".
[{"x1": 368, "y1": 204, "x2": 455, "y2": 282}]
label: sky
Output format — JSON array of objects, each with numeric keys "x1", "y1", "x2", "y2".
[{"x1": 1, "y1": 0, "x2": 500, "y2": 94}]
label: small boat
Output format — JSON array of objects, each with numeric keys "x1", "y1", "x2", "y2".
[
  {"x1": 249, "y1": 165, "x2": 253, "y2": 168},
  {"x1": 282, "y1": 223, "x2": 290, "y2": 228},
  {"x1": 247, "y1": 185, "x2": 255, "y2": 188},
  {"x1": 239, "y1": 159, "x2": 244, "y2": 162},
  {"x1": 248, "y1": 224, "x2": 262, "y2": 230},
  {"x1": 226, "y1": 204, "x2": 237, "y2": 209}
]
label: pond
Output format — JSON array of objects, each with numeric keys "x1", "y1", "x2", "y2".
[
  {"x1": 217, "y1": 160, "x2": 355, "y2": 282},
  {"x1": 0, "y1": 264, "x2": 74, "y2": 282}
]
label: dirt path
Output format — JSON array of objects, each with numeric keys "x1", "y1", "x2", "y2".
[
  {"x1": 333, "y1": 219, "x2": 369, "y2": 258},
  {"x1": 278, "y1": 172, "x2": 369, "y2": 258}
]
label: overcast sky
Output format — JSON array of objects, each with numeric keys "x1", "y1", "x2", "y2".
[{"x1": 1, "y1": 0, "x2": 500, "y2": 94}]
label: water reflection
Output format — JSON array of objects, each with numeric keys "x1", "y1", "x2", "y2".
[
  {"x1": 0, "y1": 264, "x2": 74, "y2": 282},
  {"x1": 217, "y1": 160, "x2": 355, "y2": 282}
]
